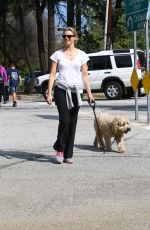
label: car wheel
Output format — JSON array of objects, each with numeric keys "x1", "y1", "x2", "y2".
[
  {"x1": 42, "y1": 84, "x2": 48, "y2": 100},
  {"x1": 104, "y1": 81, "x2": 123, "y2": 100}
]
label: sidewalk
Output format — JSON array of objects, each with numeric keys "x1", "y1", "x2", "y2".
[
  {"x1": 0, "y1": 100, "x2": 150, "y2": 230},
  {"x1": 16, "y1": 93, "x2": 45, "y2": 101},
  {"x1": 16, "y1": 92, "x2": 106, "y2": 102}
]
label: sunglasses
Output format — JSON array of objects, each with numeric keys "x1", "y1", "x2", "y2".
[{"x1": 62, "y1": 35, "x2": 75, "y2": 39}]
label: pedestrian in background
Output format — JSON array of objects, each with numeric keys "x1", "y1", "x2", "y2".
[
  {"x1": 0, "y1": 63, "x2": 8, "y2": 108},
  {"x1": 3, "y1": 67, "x2": 9, "y2": 104},
  {"x1": 7, "y1": 63, "x2": 21, "y2": 107},
  {"x1": 47, "y1": 27, "x2": 94, "y2": 164}
]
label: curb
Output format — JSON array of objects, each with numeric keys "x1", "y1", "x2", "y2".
[
  {"x1": 17, "y1": 94, "x2": 45, "y2": 101},
  {"x1": 16, "y1": 93, "x2": 106, "y2": 102},
  {"x1": 82, "y1": 93, "x2": 106, "y2": 100}
]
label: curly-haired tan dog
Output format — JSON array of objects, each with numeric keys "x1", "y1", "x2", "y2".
[{"x1": 94, "y1": 113, "x2": 131, "y2": 154}]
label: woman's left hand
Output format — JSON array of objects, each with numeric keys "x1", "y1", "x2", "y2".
[{"x1": 88, "y1": 93, "x2": 94, "y2": 103}]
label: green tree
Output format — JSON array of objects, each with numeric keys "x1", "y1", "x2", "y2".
[
  {"x1": 0, "y1": 0, "x2": 9, "y2": 65},
  {"x1": 12, "y1": 0, "x2": 35, "y2": 93},
  {"x1": 77, "y1": 0, "x2": 106, "y2": 51},
  {"x1": 0, "y1": 0, "x2": 146, "y2": 95}
]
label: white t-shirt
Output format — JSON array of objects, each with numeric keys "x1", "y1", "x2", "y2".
[{"x1": 50, "y1": 49, "x2": 89, "y2": 90}]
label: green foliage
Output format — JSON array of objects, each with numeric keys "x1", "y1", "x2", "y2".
[
  {"x1": 137, "y1": 30, "x2": 146, "y2": 50},
  {"x1": 112, "y1": 14, "x2": 146, "y2": 50},
  {"x1": 77, "y1": 34, "x2": 100, "y2": 53},
  {"x1": 77, "y1": 31, "x2": 103, "y2": 53},
  {"x1": 0, "y1": 0, "x2": 148, "y2": 79},
  {"x1": 112, "y1": 15, "x2": 133, "y2": 49}
]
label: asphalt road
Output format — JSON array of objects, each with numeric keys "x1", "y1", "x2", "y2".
[{"x1": 0, "y1": 97, "x2": 150, "y2": 230}]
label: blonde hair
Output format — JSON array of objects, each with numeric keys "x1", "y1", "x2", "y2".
[{"x1": 63, "y1": 27, "x2": 78, "y2": 38}]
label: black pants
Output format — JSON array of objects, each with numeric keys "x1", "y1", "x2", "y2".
[
  {"x1": 53, "y1": 86, "x2": 80, "y2": 159},
  {"x1": 0, "y1": 83, "x2": 4, "y2": 103}
]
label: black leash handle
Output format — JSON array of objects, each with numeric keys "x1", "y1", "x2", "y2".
[
  {"x1": 88, "y1": 100, "x2": 98, "y2": 128},
  {"x1": 88, "y1": 100, "x2": 95, "y2": 111}
]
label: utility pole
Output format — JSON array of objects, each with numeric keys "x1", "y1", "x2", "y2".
[
  {"x1": 104, "y1": 0, "x2": 112, "y2": 50},
  {"x1": 108, "y1": 0, "x2": 112, "y2": 49},
  {"x1": 145, "y1": 14, "x2": 150, "y2": 122},
  {"x1": 104, "y1": 0, "x2": 109, "y2": 50}
]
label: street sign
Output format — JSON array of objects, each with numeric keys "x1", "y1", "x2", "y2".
[
  {"x1": 125, "y1": 0, "x2": 148, "y2": 14},
  {"x1": 125, "y1": 0, "x2": 148, "y2": 32},
  {"x1": 130, "y1": 68, "x2": 139, "y2": 94},
  {"x1": 142, "y1": 69, "x2": 150, "y2": 96}
]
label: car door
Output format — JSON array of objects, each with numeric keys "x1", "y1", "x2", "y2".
[
  {"x1": 112, "y1": 54, "x2": 136, "y2": 88},
  {"x1": 87, "y1": 55, "x2": 112, "y2": 91}
]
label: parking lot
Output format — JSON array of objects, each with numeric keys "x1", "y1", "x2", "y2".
[{"x1": 0, "y1": 97, "x2": 150, "y2": 230}]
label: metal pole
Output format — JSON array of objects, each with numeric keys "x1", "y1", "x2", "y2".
[
  {"x1": 108, "y1": 0, "x2": 112, "y2": 49},
  {"x1": 145, "y1": 14, "x2": 150, "y2": 122},
  {"x1": 134, "y1": 31, "x2": 138, "y2": 120},
  {"x1": 104, "y1": 0, "x2": 109, "y2": 50}
]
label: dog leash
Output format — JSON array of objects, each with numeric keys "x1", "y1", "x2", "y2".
[{"x1": 88, "y1": 100, "x2": 105, "y2": 149}]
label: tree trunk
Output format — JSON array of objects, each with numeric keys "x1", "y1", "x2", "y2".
[
  {"x1": 75, "y1": 0, "x2": 81, "y2": 37},
  {"x1": 35, "y1": 0, "x2": 47, "y2": 74},
  {"x1": 0, "y1": 0, "x2": 7, "y2": 65},
  {"x1": 67, "y1": 0, "x2": 75, "y2": 27},
  {"x1": 48, "y1": 0, "x2": 55, "y2": 71},
  {"x1": 1, "y1": 12, "x2": 6, "y2": 64},
  {"x1": 18, "y1": 4, "x2": 35, "y2": 93}
]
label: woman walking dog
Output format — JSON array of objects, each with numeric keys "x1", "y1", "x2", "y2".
[{"x1": 47, "y1": 27, "x2": 94, "y2": 164}]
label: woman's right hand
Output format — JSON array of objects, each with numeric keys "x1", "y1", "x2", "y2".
[{"x1": 47, "y1": 94, "x2": 53, "y2": 104}]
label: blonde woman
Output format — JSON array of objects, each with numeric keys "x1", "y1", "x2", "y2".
[{"x1": 47, "y1": 27, "x2": 94, "y2": 164}]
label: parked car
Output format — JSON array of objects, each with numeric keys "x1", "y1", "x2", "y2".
[
  {"x1": 24, "y1": 70, "x2": 41, "y2": 93},
  {"x1": 87, "y1": 49, "x2": 145, "y2": 99},
  {"x1": 34, "y1": 49, "x2": 146, "y2": 100}
]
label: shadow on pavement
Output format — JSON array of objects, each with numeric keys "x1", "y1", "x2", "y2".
[
  {"x1": 36, "y1": 114, "x2": 58, "y2": 120},
  {"x1": 75, "y1": 144, "x2": 118, "y2": 154},
  {"x1": 0, "y1": 150, "x2": 58, "y2": 168}
]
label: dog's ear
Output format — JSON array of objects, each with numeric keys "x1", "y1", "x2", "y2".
[
  {"x1": 124, "y1": 118, "x2": 130, "y2": 126},
  {"x1": 114, "y1": 116, "x2": 123, "y2": 126},
  {"x1": 114, "y1": 116, "x2": 130, "y2": 127}
]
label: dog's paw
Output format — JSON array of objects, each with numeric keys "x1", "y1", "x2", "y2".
[
  {"x1": 120, "y1": 150, "x2": 126, "y2": 155},
  {"x1": 118, "y1": 145, "x2": 126, "y2": 154}
]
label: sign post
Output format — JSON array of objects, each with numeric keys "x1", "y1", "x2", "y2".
[
  {"x1": 145, "y1": 14, "x2": 150, "y2": 122},
  {"x1": 125, "y1": 0, "x2": 148, "y2": 121},
  {"x1": 134, "y1": 32, "x2": 139, "y2": 120}
]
